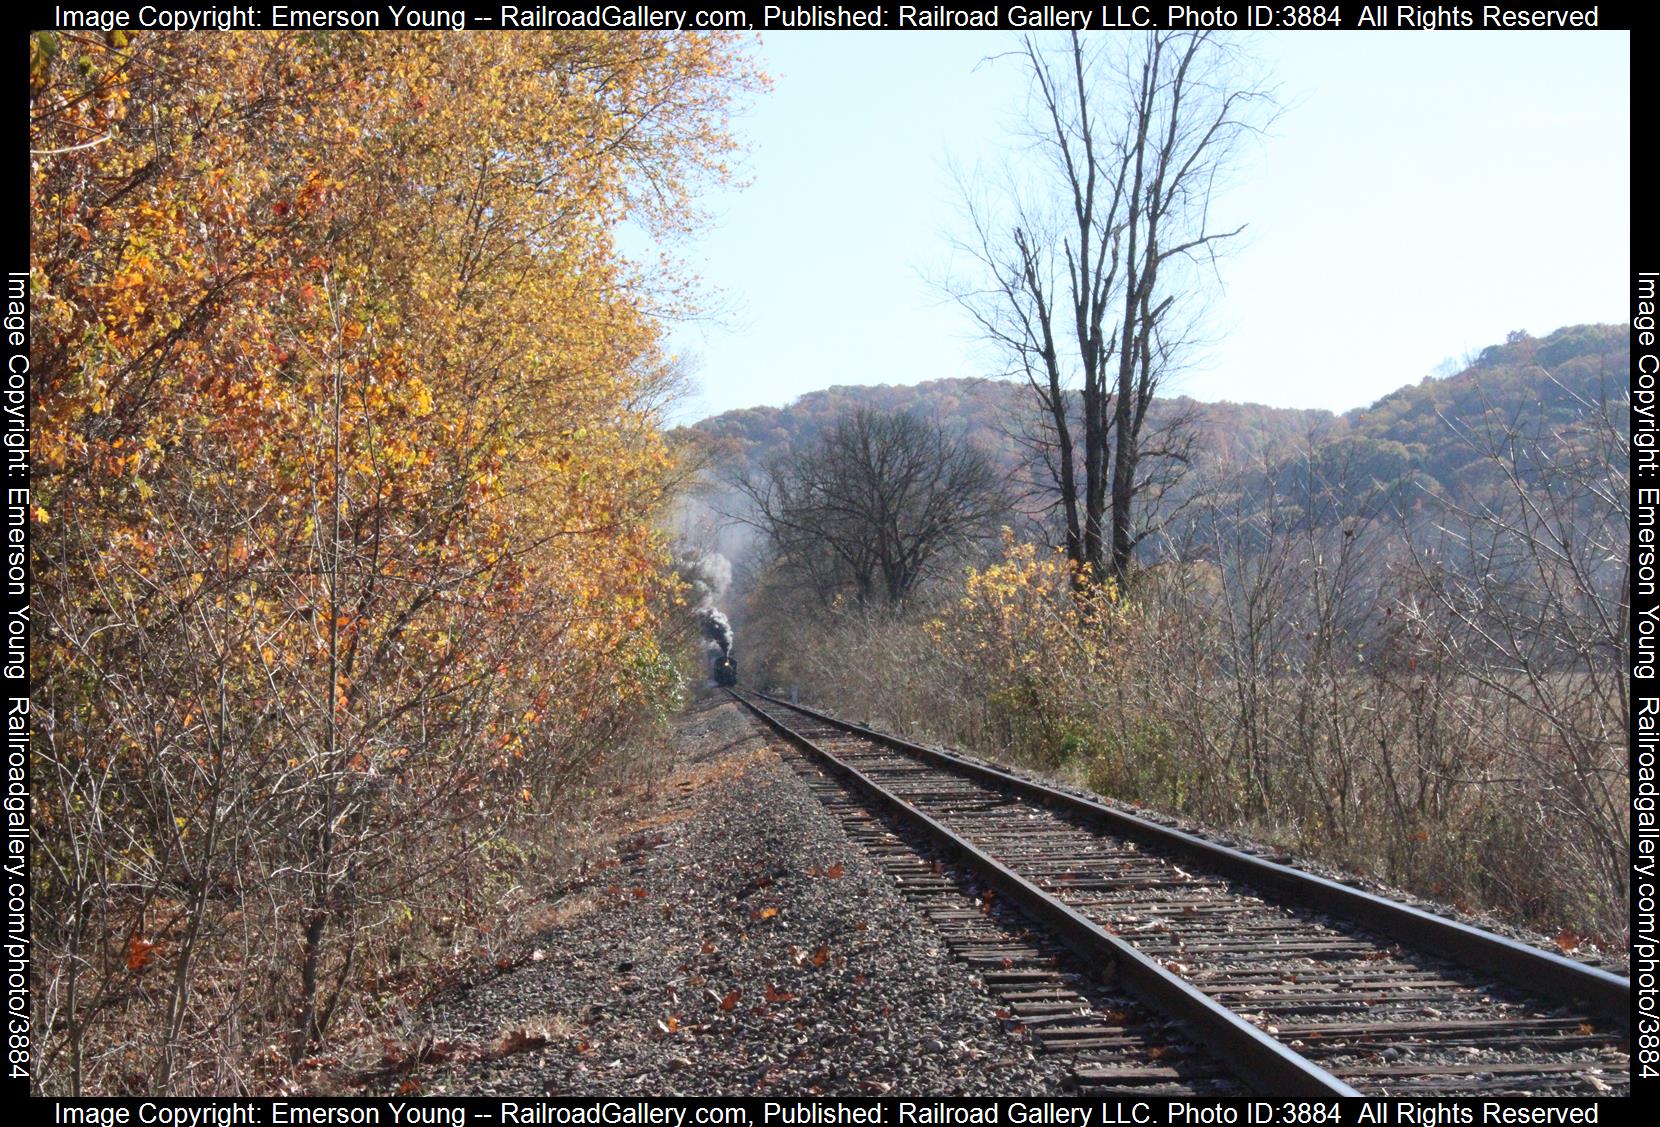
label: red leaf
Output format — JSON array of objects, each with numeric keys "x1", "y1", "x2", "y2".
[
  {"x1": 720, "y1": 989, "x2": 740, "y2": 1011},
  {"x1": 825, "y1": 863, "x2": 844, "y2": 879},
  {"x1": 126, "y1": 938, "x2": 157, "y2": 971},
  {"x1": 810, "y1": 945, "x2": 829, "y2": 968}
]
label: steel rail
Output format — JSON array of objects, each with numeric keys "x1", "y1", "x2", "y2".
[
  {"x1": 751, "y1": 690, "x2": 1631, "y2": 1028},
  {"x1": 732, "y1": 689, "x2": 1363, "y2": 1097}
]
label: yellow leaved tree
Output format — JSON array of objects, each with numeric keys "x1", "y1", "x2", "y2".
[{"x1": 31, "y1": 29, "x2": 759, "y2": 1093}]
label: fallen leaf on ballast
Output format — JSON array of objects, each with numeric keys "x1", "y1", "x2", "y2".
[{"x1": 499, "y1": 1027, "x2": 549, "y2": 1054}]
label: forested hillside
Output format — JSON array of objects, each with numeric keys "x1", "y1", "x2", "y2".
[
  {"x1": 689, "y1": 378, "x2": 1333, "y2": 489},
  {"x1": 1313, "y1": 324, "x2": 1626, "y2": 513},
  {"x1": 686, "y1": 323, "x2": 1626, "y2": 543}
]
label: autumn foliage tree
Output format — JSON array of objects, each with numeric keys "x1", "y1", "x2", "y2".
[{"x1": 30, "y1": 30, "x2": 758, "y2": 1093}]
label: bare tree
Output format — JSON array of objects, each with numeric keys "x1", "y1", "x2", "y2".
[
  {"x1": 734, "y1": 408, "x2": 1007, "y2": 607},
  {"x1": 1393, "y1": 375, "x2": 1630, "y2": 926},
  {"x1": 952, "y1": 31, "x2": 1272, "y2": 585}
]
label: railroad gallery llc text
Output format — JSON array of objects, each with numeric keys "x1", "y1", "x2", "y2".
[{"x1": 892, "y1": 1106, "x2": 1147, "y2": 1126}]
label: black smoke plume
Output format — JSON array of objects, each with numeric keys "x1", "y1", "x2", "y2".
[
  {"x1": 701, "y1": 608, "x2": 733, "y2": 657},
  {"x1": 676, "y1": 549, "x2": 736, "y2": 683}
]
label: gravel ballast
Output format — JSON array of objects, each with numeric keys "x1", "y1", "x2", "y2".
[{"x1": 369, "y1": 698, "x2": 1073, "y2": 1096}]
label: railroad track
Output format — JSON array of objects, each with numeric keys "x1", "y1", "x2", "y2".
[
  {"x1": 731, "y1": 689, "x2": 1630, "y2": 1097},
  {"x1": 777, "y1": 728, "x2": 1248, "y2": 1096}
]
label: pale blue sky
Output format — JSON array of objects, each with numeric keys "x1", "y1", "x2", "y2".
[{"x1": 655, "y1": 31, "x2": 1630, "y2": 423}]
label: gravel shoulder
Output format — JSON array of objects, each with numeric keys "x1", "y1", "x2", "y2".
[{"x1": 356, "y1": 697, "x2": 1072, "y2": 1096}]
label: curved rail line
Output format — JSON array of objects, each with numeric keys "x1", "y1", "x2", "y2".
[{"x1": 732, "y1": 689, "x2": 1629, "y2": 1097}]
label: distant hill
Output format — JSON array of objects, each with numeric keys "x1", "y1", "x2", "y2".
[
  {"x1": 684, "y1": 378, "x2": 1333, "y2": 486},
  {"x1": 1334, "y1": 324, "x2": 1627, "y2": 504},
  {"x1": 679, "y1": 323, "x2": 1627, "y2": 551}
]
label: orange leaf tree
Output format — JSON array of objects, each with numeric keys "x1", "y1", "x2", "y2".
[{"x1": 31, "y1": 29, "x2": 759, "y2": 1093}]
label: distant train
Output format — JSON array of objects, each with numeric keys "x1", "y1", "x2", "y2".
[{"x1": 713, "y1": 653, "x2": 738, "y2": 687}]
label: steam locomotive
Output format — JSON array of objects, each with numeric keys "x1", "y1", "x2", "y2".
[{"x1": 713, "y1": 653, "x2": 738, "y2": 688}]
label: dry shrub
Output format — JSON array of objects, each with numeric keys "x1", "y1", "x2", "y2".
[{"x1": 756, "y1": 525, "x2": 1627, "y2": 945}]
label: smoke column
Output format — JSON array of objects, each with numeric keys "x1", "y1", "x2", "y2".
[
  {"x1": 676, "y1": 550, "x2": 735, "y2": 678},
  {"x1": 700, "y1": 607, "x2": 733, "y2": 657}
]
